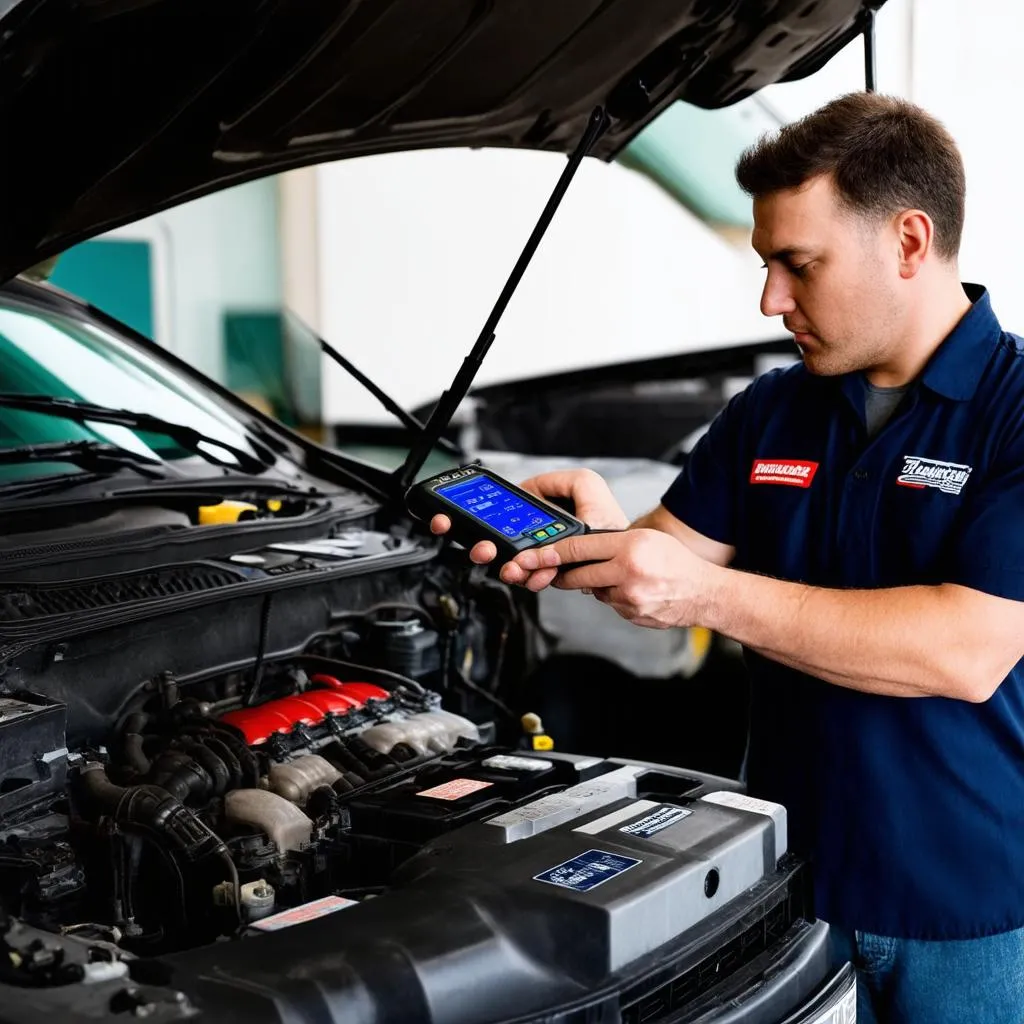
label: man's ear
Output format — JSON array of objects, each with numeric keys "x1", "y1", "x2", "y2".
[{"x1": 895, "y1": 209, "x2": 934, "y2": 278}]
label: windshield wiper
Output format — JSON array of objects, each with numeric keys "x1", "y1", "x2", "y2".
[
  {"x1": 0, "y1": 441, "x2": 172, "y2": 501},
  {"x1": 0, "y1": 440, "x2": 167, "y2": 476},
  {"x1": 0, "y1": 394, "x2": 272, "y2": 474}
]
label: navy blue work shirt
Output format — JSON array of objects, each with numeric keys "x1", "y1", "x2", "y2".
[{"x1": 662, "y1": 284, "x2": 1024, "y2": 940}]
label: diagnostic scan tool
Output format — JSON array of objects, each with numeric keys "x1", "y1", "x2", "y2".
[{"x1": 407, "y1": 465, "x2": 589, "y2": 561}]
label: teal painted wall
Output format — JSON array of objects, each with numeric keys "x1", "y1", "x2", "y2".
[
  {"x1": 49, "y1": 239, "x2": 155, "y2": 339},
  {"x1": 48, "y1": 177, "x2": 282, "y2": 385},
  {"x1": 620, "y1": 99, "x2": 781, "y2": 229}
]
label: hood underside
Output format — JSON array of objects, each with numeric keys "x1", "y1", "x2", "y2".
[{"x1": 0, "y1": 0, "x2": 878, "y2": 281}]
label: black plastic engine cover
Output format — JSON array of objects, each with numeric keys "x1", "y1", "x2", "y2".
[
  {"x1": 160, "y1": 858, "x2": 814, "y2": 1024},
  {"x1": 157, "y1": 758, "x2": 819, "y2": 1024}
]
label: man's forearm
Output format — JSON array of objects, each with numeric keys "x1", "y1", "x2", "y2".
[
  {"x1": 699, "y1": 567, "x2": 1002, "y2": 701},
  {"x1": 632, "y1": 507, "x2": 735, "y2": 566},
  {"x1": 618, "y1": 506, "x2": 1012, "y2": 700}
]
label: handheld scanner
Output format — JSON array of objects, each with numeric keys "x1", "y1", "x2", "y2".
[{"x1": 406, "y1": 465, "x2": 589, "y2": 561}]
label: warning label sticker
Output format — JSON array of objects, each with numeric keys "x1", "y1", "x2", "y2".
[
  {"x1": 534, "y1": 849, "x2": 641, "y2": 893},
  {"x1": 249, "y1": 895, "x2": 357, "y2": 932},
  {"x1": 619, "y1": 804, "x2": 692, "y2": 839},
  {"x1": 416, "y1": 777, "x2": 494, "y2": 801}
]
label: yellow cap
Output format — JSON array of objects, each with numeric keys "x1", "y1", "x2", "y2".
[
  {"x1": 198, "y1": 500, "x2": 259, "y2": 525},
  {"x1": 266, "y1": 498, "x2": 283, "y2": 513}
]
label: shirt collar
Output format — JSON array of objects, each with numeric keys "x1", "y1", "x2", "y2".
[
  {"x1": 919, "y1": 283, "x2": 1002, "y2": 401},
  {"x1": 837, "y1": 283, "x2": 1001, "y2": 411}
]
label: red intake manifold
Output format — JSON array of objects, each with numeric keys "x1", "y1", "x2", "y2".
[{"x1": 221, "y1": 676, "x2": 389, "y2": 746}]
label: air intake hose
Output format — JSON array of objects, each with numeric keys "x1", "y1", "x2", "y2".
[
  {"x1": 147, "y1": 750, "x2": 214, "y2": 805},
  {"x1": 77, "y1": 762, "x2": 227, "y2": 862}
]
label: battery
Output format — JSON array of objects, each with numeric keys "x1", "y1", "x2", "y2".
[
  {"x1": 398, "y1": 779, "x2": 787, "y2": 973},
  {"x1": 0, "y1": 692, "x2": 68, "y2": 816}
]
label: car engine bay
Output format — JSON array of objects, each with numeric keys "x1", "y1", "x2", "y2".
[
  {"x1": 0, "y1": 497, "x2": 844, "y2": 1024},
  {"x1": 6, "y1": 662, "x2": 488, "y2": 954}
]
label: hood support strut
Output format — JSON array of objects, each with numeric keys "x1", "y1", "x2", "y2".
[
  {"x1": 863, "y1": 7, "x2": 878, "y2": 91},
  {"x1": 393, "y1": 106, "x2": 610, "y2": 492}
]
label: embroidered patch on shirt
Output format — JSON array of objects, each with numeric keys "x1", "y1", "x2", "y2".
[
  {"x1": 896, "y1": 455, "x2": 972, "y2": 495},
  {"x1": 750, "y1": 458, "x2": 819, "y2": 488}
]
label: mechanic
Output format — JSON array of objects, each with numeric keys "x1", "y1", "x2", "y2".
[{"x1": 432, "y1": 92, "x2": 1024, "y2": 1024}]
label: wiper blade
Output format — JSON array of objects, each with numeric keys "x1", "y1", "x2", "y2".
[
  {"x1": 0, "y1": 440, "x2": 167, "y2": 479},
  {"x1": 0, "y1": 442, "x2": 169, "y2": 501},
  {"x1": 0, "y1": 469, "x2": 113, "y2": 502},
  {"x1": 0, "y1": 394, "x2": 271, "y2": 474}
]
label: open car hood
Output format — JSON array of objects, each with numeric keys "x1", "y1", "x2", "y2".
[{"x1": 0, "y1": 0, "x2": 880, "y2": 282}]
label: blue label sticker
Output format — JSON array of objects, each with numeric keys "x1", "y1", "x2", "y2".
[
  {"x1": 619, "y1": 804, "x2": 692, "y2": 839},
  {"x1": 533, "y1": 849, "x2": 641, "y2": 892}
]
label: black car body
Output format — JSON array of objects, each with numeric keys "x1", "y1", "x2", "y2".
[{"x1": 0, "y1": 2, "x2": 879, "y2": 1021}]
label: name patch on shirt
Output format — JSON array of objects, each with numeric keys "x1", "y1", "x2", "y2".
[
  {"x1": 896, "y1": 455, "x2": 972, "y2": 495},
  {"x1": 750, "y1": 458, "x2": 819, "y2": 488}
]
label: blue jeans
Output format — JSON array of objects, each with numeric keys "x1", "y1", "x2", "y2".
[{"x1": 829, "y1": 925, "x2": 1024, "y2": 1023}]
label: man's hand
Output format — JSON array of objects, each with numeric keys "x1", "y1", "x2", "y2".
[
  {"x1": 430, "y1": 469, "x2": 629, "y2": 582},
  {"x1": 509, "y1": 528, "x2": 719, "y2": 627}
]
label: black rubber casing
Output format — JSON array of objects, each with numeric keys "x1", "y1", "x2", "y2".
[{"x1": 406, "y1": 465, "x2": 588, "y2": 561}]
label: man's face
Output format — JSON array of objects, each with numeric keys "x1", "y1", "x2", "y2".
[{"x1": 751, "y1": 174, "x2": 901, "y2": 376}]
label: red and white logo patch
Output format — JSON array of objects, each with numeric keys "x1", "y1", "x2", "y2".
[{"x1": 750, "y1": 458, "x2": 819, "y2": 488}]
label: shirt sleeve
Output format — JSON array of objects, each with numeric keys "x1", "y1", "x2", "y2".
[
  {"x1": 660, "y1": 385, "x2": 752, "y2": 546},
  {"x1": 947, "y1": 430, "x2": 1024, "y2": 601}
]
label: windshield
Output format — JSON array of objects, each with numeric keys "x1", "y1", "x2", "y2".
[{"x1": 0, "y1": 296, "x2": 263, "y2": 483}]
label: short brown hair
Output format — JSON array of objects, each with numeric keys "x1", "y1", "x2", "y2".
[{"x1": 735, "y1": 92, "x2": 965, "y2": 260}]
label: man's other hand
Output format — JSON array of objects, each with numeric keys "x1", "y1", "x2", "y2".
[{"x1": 510, "y1": 528, "x2": 717, "y2": 627}]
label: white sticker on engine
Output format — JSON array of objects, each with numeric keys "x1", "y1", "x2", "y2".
[
  {"x1": 700, "y1": 791, "x2": 782, "y2": 817},
  {"x1": 481, "y1": 754, "x2": 554, "y2": 773},
  {"x1": 486, "y1": 765, "x2": 646, "y2": 841},
  {"x1": 619, "y1": 804, "x2": 692, "y2": 838},
  {"x1": 701, "y1": 791, "x2": 788, "y2": 862},
  {"x1": 573, "y1": 800, "x2": 659, "y2": 835}
]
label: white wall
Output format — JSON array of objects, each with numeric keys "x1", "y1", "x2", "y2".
[
  {"x1": 108, "y1": 177, "x2": 282, "y2": 382},
  {"x1": 311, "y1": 0, "x2": 1024, "y2": 426},
  {"x1": 279, "y1": 167, "x2": 320, "y2": 334},
  {"x1": 316, "y1": 149, "x2": 771, "y2": 426},
  {"x1": 907, "y1": 0, "x2": 1024, "y2": 322}
]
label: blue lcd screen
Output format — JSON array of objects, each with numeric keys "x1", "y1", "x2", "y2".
[{"x1": 437, "y1": 476, "x2": 556, "y2": 539}]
